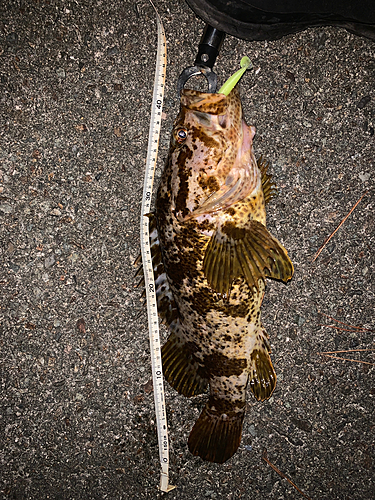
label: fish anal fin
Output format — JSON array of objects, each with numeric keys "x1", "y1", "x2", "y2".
[
  {"x1": 188, "y1": 396, "x2": 245, "y2": 463},
  {"x1": 248, "y1": 338, "x2": 277, "y2": 401},
  {"x1": 162, "y1": 331, "x2": 208, "y2": 397},
  {"x1": 203, "y1": 220, "x2": 293, "y2": 295},
  {"x1": 257, "y1": 156, "x2": 277, "y2": 205}
]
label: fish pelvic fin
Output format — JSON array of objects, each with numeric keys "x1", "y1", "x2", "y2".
[
  {"x1": 203, "y1": 219, "x2": 294, "y2": 295},
  {"x1": 258, "y1": 156, "x2": 277, "y2": 205},
  {"x1": 162, "y1": 331, "x2": 208, "y2": 397},
  {"x1": 188, "y1": 396, "x2": 245, "y2": 464},
  {"x1": 248, "y1": 329, "x2": 276, "y2": 401}
]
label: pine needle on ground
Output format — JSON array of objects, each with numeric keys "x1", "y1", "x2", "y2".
[
  {"x1": 312, "y1": 191, "x2": 368, "y2": 262},
  {"x1": 262, "y1": 449, "x2": 312, "y2": 500}
]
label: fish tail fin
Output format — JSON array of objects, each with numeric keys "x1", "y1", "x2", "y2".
[
  {"x1": 162, "y1": 331, "x2": 208, "y2": 397},
  {"x1": 188, "y1": 396, "x2": 245, "y2": 464},
  {"x1": 248, "y1": 328, "x2": 277, "y2": 401}
]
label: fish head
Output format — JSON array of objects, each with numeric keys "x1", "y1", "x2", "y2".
[{"x1": 169, "y1": 86, "x2": 259, "y2": 221}]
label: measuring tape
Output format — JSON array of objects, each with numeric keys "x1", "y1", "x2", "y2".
[{"x1": 140, "y1": 1, "x2": 175, "y2": 493}]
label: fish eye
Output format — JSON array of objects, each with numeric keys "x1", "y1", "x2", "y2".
[{"x1": 175, "y1": 128, "x2": 187, "y2": 143}]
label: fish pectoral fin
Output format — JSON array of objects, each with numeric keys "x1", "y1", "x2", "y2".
[
  {"x1": 188, "y1": 396, "x2": 245, "y2": 464},
  {"x1": 162, "y1": 331, "x2": 208, "y2": 397},
  {"x1": 203, "y1": 220, "x2": 294, "y2": 295},
  {"x1": 248, "y1": 332, "x2": 277, "y2": 401},
  {"x1": 258, "y1": 156, "x2": 277, "y2": 205}
]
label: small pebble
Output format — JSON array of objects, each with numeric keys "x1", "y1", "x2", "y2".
[
  {"x1": 107, "y1": 46, "x2": 119, "y2": 56},
  {"x1": 6, "y1": 32, "x2": 18, "y2": 45},
  {"x1": 359, "y1": 172, "x2": 370, "y2": 182},
  {"x1": 50, "y1": 208, "x2": 62, "y2": 216},
  {"x1": 357, "y1": 96, "x2": 370, "y2": 109},
  {"x1": 248, "y1": 424, "x2": 257, "y2": 437},
  {"x1": 294, "y1": 314, "x2": 305, "y2": 327},
  {"x1": 0, "y1": 203, "x2": 13, "y2": 213},
  {"x1": 45, "y1": 255, "x2": 55, "y2": 268}
]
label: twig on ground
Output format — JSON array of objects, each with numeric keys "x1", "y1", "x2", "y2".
[
  {"x1": 312, "y1": 190, "x2": 368, "y2": 262},
  {"x1": 318, "y1": 350, "x2": 375, "y2": 366},
  {"x1": 319, "y1": 349, "x2": 375, "y2": 354},
  {"x1": 262, "y1": 449, "x2": 312, "y2": 500},
  {"x1": 319, "y1": 312, "x2": 374, "y2": 332},
  {"x1": 318, "y1": 324, "x2": 373, "y2": 334}
]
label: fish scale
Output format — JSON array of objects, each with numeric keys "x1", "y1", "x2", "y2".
[{"x1": 151, "y1": 84, "x2": 293, "y2": 463}]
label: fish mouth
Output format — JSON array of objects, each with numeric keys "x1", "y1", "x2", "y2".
[{"x1": 181, "y1": 89, "x2": 229, "y2": 115}]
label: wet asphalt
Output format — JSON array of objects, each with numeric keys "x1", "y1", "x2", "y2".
[{"x1": 0, "y1": 1, "x2": 374, "y2": 499}]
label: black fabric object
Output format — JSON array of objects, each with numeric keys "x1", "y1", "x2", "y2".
[{"x1": 185, "y1": 0, "x2": 375, "y2": 40}]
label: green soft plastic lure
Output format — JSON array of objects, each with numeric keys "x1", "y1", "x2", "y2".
[{"x1": 218, "y1": 56, "x2": 253, "y2": 96}]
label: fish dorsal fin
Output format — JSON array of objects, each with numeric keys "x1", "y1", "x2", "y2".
[
  {"x1": 257, "y1": 156, "x2": 277, "y2": 205},
  {"x1": 203, "y1": 220, "x2": 294, "y2": 295},
  {"x1": 138, "y1": 214, "x2": 179, "y2": 327}
]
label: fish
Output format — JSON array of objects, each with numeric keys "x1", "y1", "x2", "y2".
[{"x1": 148, "y1": 85, "x2": 294, "y2": 464}]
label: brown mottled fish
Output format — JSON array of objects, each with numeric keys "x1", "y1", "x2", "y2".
[{"x1": 149, "y1": 85, "x2": 293, "y2": 463}]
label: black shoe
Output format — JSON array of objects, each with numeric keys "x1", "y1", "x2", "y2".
[{"x1": 186, "y1": 0, "x2": 375, "y2": 41}]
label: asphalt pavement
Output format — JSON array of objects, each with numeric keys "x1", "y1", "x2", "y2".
[{"x1": 0, "y1": 1, "x2": 374, "y2": 499}]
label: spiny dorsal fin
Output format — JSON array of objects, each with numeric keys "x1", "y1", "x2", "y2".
[
  {"x1": 135, "y1": 214, "x2": 179, "y2": 327},
  {"x1": 203, "y1": 220, "x2": 294, "y2": 295},
  {"x1": 257, "y1": 156, "x2": 277, "y2": 205}
]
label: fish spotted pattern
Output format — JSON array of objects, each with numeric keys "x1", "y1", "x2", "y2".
[{"x1": 150, "y1": 86, "x2": 293, "y2": 463}]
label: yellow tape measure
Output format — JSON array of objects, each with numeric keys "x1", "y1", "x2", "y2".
[{"x1": 140, "y1": 1, "x2": 175, "y2": 493}]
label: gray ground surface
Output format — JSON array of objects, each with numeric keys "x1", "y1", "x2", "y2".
[{"x1": 1, "y1": 1, "x2": 374, "y2": 499}]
